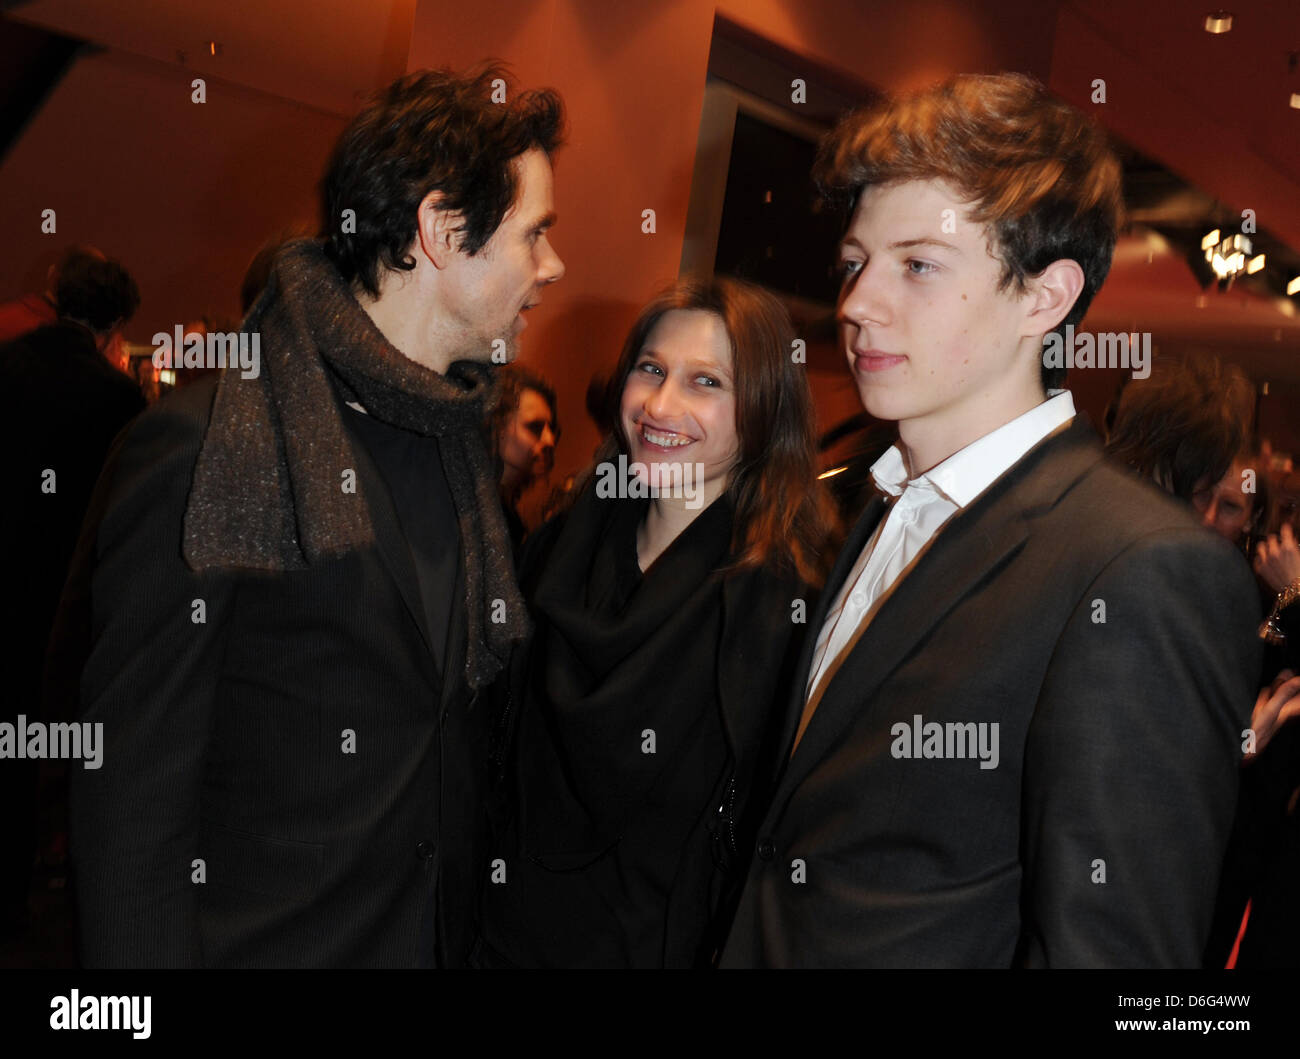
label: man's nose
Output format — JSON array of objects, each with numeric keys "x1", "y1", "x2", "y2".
[
  {"x1": 1202, "y1": 498, "x2": 1220, "y2": 527},
  {"x1": 539, "y1": 237, "x2": 565, "y2": 285},
  {"x1": 839, "y1": 262, "x2": 890, "y2": 330}
]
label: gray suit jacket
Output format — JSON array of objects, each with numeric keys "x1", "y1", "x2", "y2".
[{"x1": 720, "y1": 417, "x2": 1260, "y2": 968}]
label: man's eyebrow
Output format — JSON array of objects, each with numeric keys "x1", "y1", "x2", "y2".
[
  {"x1": 888, "y1": 237, "x2": 961, "y2": 253},
  {"x1": 838, "y1": 236, "x2": 962, "y2": 253},
  {"x1": 530, "y1": 211, "x2": 558, "y2": 230}
]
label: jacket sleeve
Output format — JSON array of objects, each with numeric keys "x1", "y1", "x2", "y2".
[
  {"x1": 1017, "y1": 528, "x2": 1261, "y2": 967},
  {"x1": 67, "y1": 391, "x2": 237, "y2": 967}
]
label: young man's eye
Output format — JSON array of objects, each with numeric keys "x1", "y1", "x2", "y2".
[{"x1": 906, "y1": 259, "x2": 938, "y2": 276}]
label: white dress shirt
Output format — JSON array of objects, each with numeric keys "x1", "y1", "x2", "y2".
[{"x1": 799, "y1": 391, "x2": 1077, "y2": 736}]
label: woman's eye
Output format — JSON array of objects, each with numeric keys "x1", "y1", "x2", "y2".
[
  {"x1": 696, "y1": 376, "x2": 719, "y2": 388},
  {"x1": 906, "y1": 259, "x2": 938, "y2": 276},
  {"x1": 636, "y1": 361, "x2": 663, "y2": 377},
  {"x1": 839, "y1": 258, "x2": 863, "y2": 279}
]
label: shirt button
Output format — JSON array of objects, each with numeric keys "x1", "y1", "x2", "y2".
[
  {"x1": 757, "y1": 839, "x2": 776, "y2": 861},
  {"x1": 850, "y1": 590, "x2": 866, "y2": 609},
  {"x1": 899, "y1": 505, "x2": 917, "y2": 525},
  {"x1": 415, "y1": 841, "x2": 435, "y2": 860}
]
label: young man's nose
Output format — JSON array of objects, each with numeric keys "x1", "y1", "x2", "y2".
[{"x1": 839, "y1": 262, "x2": 891, "y2": 330}]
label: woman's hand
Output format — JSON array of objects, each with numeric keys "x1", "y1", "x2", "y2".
[
  {"x1": 1245, "y1": 669, "x2": 1300, "y2": 761},
  {"x1": 1254, "y1": 523, "x2": 1300, "y2": 594}
]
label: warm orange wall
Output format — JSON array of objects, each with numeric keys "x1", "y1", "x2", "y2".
[
  {"x1": 715, "y1": 0, "x2": 1057, "y2": 91},
  {"x1": 1048, "y1": 6, "x2": 1300, "y2": 253},
  {"x1": 406, "y1": 0, "x2": 1061, "y2": 509},
  {"x1": 0, "y1": 48, "x2": 344, "y2": 339}
]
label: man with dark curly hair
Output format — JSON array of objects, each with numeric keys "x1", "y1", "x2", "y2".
[{"x1": 64, "y1": 66, "x2": 565, "y2": 967}]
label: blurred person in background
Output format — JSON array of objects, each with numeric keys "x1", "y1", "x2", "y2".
[
  {"x1": 0, "y1": 245, "x2": 106, "y2": 344},
  {"x1": 490, "y1": 364, "x2": 558, "y2": 554},
  {"x1": 0, "y1": 251, "x2": 143, "y2": 942}
]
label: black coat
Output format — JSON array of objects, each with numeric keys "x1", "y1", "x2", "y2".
[
  {"x1": 477, "y1": 486, "x2": 812, "y2": 967},
  {"x1": 2, "y1": 323, "x2": 144, "y2": 700},
  {"x1": 0, "y1": 322, "x2": 143, "y2": 920},
  {"x1": 64, "y1": 374, "x2": 488, "y2": 967},
  {"x1": 721, "y1": 417, "x2": 1261, "y2": 968}
]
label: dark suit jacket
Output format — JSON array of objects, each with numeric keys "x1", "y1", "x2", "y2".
[
  {"x1": 64, "y1": 374, "x2": 488, "y2": 967},
  {"x1": 2, "y1": 323, "x2": 144, "y2": 704},
  {"x1": 1, "y1": 322, "x2": 143, "y2": 917},
  {"x1": 720, "y1": 417, "x2": 1261, "y2": 968}
]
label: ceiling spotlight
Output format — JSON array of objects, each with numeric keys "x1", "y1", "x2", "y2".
[
  {"x1": 1247, "y1": 254, "x2": 1265, "y2": 274},
  {"x1": 1204, "y1": 12, "x2": 1233, "y2": 34},
  {"x1": 1291, "y1": 93, "x2": 1300, "y2": 109},
  {"x1": 1288, "y1": 276, "x2": 1300, "y2": 296},
  {"x1": 1201, "y1": 228, "x2": 1221, "y2": 251},
  {"x1": 1205, "y1": 233, "x2": 1253, "y2": 283}
]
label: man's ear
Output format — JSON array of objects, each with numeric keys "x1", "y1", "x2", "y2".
[
  {"x1": 414, "y1": 190, "x2": 463, "y2": 270},
  {"x1": 1022, "y1": 259, "x2": 1085, "y2": 337}
]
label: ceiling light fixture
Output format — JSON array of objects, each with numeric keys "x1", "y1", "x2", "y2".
[
  {"x1": 1204, "y1": 233, "x2": 1252, "y2": 283},
  {"x1": 1204, "y1": 12, "x2": 1233, "y2": 34}
]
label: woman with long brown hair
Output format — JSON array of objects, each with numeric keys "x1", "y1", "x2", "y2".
[{"x1": 474, "y1": 276, "x2": 838, "y2": 967}]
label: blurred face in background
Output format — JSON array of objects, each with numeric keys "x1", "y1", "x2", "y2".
[
  {"x1": 499, "y1": 387, "x2": 556, "y2": 494},
  {"x1": 1192, "y1": 456, "x2": 1256, "y2": 544}
]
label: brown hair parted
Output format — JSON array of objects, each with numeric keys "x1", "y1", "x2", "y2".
[
  {"x1": 598, "y1": 277, "x2": 840, "y2": 586},
  {"x1": 320, "y1": 63, "x2": 564, "y2": 299},
  {"x1": 1105, "y1": 353, "x2": 1256, "y2": 502},
  {"x1": 492, "y1": 364, "x2": 559, "y2": 439},
  {"x1": 813, "y1": 72, "x2": 1124, "y2": 391}
]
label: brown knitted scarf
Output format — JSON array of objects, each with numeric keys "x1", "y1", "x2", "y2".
[{"x1": 182, "y1": 238, "x2": 527, "y2": 689}]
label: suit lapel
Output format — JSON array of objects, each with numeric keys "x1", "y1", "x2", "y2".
[
  {"x1": 347, "y1": 427, "x2": 440, "y2": 677},
  {"x1": 439, "y1": 547, "x2": 469, "y2": 714},
  {"x1": 769, "y1": 417, "x2": 1106, "y2": 812},
  {"x1": 764, "y1": 495, "x2": 888, "y2": 785}
]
